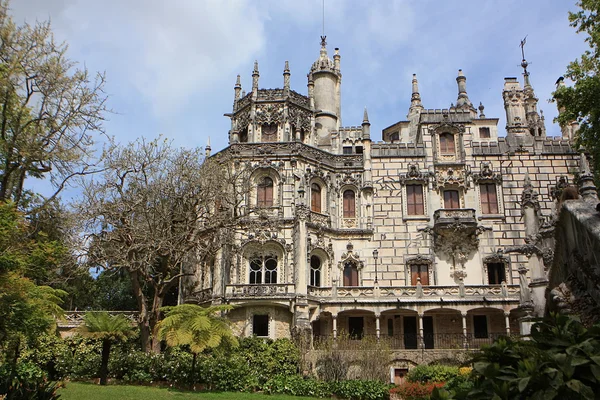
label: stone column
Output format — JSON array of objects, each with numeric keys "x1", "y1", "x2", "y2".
[
  {"x1": 332, "y1": 315, "x2": 338, "y2": 339},
  {"x1": 294, "y1": 205, "x2": 310, "y2": 329},
  {"x1": 461, "y1": 312, "x2": 468, "y2": 349},
  {"x1": 504, "y1": 312, "x2": 511, "y2": 336},
  {"x1": 418, "y1": 313, "x2": 424, "y2": 349},
  {"x1": 375, "y1": 314, "x2": 381, "y2": 339}
]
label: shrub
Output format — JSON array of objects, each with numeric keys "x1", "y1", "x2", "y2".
[
  {"x1": 0, "y1": 361, "x2": 61, "y2": 400},
  {"x1": 407, "y1": 364, "x2": 461, "y2": 384},
  {"x1": 391, "y1": 381, "x2": 445, "y2": 400},
  {"x1": 332, "y1": 379, "x2": 392, "y2": 400},
  {"x1": 264, "y1": 375, "x2": 331, "y2": 398}
]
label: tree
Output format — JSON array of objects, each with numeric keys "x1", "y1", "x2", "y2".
[
  {"x1": 0, "y1": 202, "x2": 66, "y2": 364},
  {"x1": 78, "y1": 138, "x2": 247, "y2": 352},
  {"x1": 554, "y1": 1, "x2": 600, "y2": 176},
  {"x1": 157, "y1": 304, "x2": 237, "y2": 379},
  {"x1": 74, "y1": 312, "x2": 134, "y2": 385},
  {"x1": 0, "y1": 0, "x2": 109, "y2": 209}
]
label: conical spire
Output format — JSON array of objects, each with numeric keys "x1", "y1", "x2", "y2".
[
  {"x1": 362, "y1": 107, "x2": 370, "y2": 139},
  {"x1": 409, "y1": 73, "x2": 423, "y2": 111},
  {"x1": 362, "y1": 107, "x2": 370, "y2": 124}
]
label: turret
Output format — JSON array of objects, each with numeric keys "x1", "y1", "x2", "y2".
[
  {"x1": 234, "y1": 75, "x2": 241, "y2": 102},
  {"x1": 521, "y1": 57, "x2": 546, "y2": 138},
  {"x1": 455, "y1": 69, "x2": 476, "y2": 115},
  {"x1": 361, "y1": 107, "x2": 370, "y2": 139},
  {"x1": 309, "y1": 36, "x2": 341, "y2": 148}
]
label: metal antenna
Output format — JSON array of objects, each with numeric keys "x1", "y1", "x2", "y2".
[
  {"x1": 322, "y1": 0, "x2": 325, "y2": 38},
  {"x1": 519, "y1": 35, "x2": 529, "y2": 73}
]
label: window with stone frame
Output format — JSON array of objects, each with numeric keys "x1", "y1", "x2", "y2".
[
  {"x1": 343, "y1": 146, "x2": 353, "y2": 155},
  {"x1": 443, "y1": 189, "x2": 460, "y2": 209},
  {"x1": 343, "y1": 190, "x2": 356, "y2": 218},
  {"x1": 480, "y1": 183, "x2": 499, "y2": 214},
  {"x1": 487, "y1": 262, "x2": 506, "y2": 285},
  {"x1": 343, "y1": 262, "x2": 359, "y2": 287},
  {"x1": 389, "y1": 132, "x2": 399, "y2": 142},
  {"x1": 262, "y1": 123, "x2": 277, "y2": 142},
  {"x1": 311, "y1": 183, "x2": 322, "y2": 213},
  {"x1": 479, "y1": 127, "x2": 491, "y2": 138},
  {"x1": 249, "y1": 255, "x2": 278, "y2": 284},
  {"x1": 257, "y1": 177, "x2": 274, "y2": 207},
  {"x1": 310, "y1": 255, "x2": 321, "y2": 287},
  {"x1": 410, "y1": 264, "x2": 429, "y2": 285},
  {"x1": 253, "y1": 314, "x2": 269, "y2": 337},
  {"x1": 439, "y1": 132, "x2": 456, "y2": 155},
  {"x1": 473, "y1": 315, "x2": 488, "y2": 339},
  {"x1": 406, "y1": 184, "x2": 425, "y2": 215}
]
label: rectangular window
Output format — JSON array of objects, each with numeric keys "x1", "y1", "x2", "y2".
[
  {"x1": 343, "y1": 146, "x2": 353, "y2": 155},
  {"x1": 343, "y1": 264, "x2": 359, "y2": 287},
  {"x1": 406, "y1": 185, "x2": 424, "y2": 215},
  {"x1": 343, "y1": 190, "x2": 356, "y2": 218},
  {"x1": 480, "y1": 183, "x2": 499, "y2": 214},
  {"x1": 479, "y1": 127, "x2": 491, "y2": 138},
  {"x1": 473, "y1": 315, "x2": 488, "y2": 339},
  {"x1": 355, "y1": 146, "x2": 363, "y2": 154},
  {"x1": 410, "y1": 264, "x2": 429, "y2": 285},
  {"x1": 444, "y1": 190, "x2": 460, "y2": 209},
  {"x1": 253, "y1": 315, "x2": 269, "y2": 337},
  {"x1": 487, "y1": 263, "x2": 506, "y2": 284}
]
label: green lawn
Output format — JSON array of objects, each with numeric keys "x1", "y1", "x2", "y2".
[{"x1": 58, "y1": 382, "x2": 322, "y2": 400}]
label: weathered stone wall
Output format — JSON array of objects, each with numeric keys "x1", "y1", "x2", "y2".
[{"x1": 547, "y1": 199, "x2": 600, "y2": 325}]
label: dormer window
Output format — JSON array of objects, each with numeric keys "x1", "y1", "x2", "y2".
[
  {"x1": 439, "y1": 133, "x2": 455, "y2": 155},
  {"x1": 389, "y1": 132, "x2": 399, "y2": 142},
  {"x1": 262, "y1": 123, "x2": 277, "y2": 142}
]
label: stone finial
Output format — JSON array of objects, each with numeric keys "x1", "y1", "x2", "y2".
[
  {"x1": 252, "y1": 60, "x2": 259, "y2": 93},
  {"x1": 362, "y1": 107, "x2": 370, "y2": 125},
  {"x1": 478, "y1": 102, "x2": 486, "y2": 118},
  {"x1": 205, "y1": 137, "x2": 211, "y2": 157},
  {"x1": 521, "y1": 173, "x2": 540, "y2": 213},
  {"x1": 409, "y1": 73, "x2": 423, "y2": 112},
  {"x1": 578, "y1": 152, "x2": 598, "y2": 203},
  {"x1": 234, "y1": 74, "x2": 242, "y2": 102},
  {"x1": 333, "y1": 47, "x2": 340, "y2": 71},
  {"x1": 455, "y1": 69, "x2": 474, "y2": 111},
  {"x1": 283, "y1": 60, "x2": 290, "y2": 91}
]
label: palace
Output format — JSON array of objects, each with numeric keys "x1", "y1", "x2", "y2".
[{"x1": 187, "y1": 38, "x2": 588, "y2": 366}]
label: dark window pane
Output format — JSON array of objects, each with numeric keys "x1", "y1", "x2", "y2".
[
  {"x1": 444, "y1": 190, "x2": 460, "y2": 209},
  {"x1": 343, "y1": 147, "x2": 353, "y2": 154},
  {"x1": 473, "y1": 315, "x2": 488, "y2": 338},
  {"x1": 311, "y1": 184, "x2": 321, "y2": 213},
  {"x1": 343, "y1": 263, "x2": 358, "y2": 286},
  {"x1": 487, "y1": 263, "x2": 505, "y2": 284},
  {"x1": 480, "y1": 183, "x2": 498, "y2": 214},
  {"x1": 253, "y1": 315, "x2": 269, "y2": 337},
  {"x1": 440, "y1": 133, "x2": 455, "y2": 155},
  {"x1": 479, "y1": 127, "x2": 490, "y2": 138}
]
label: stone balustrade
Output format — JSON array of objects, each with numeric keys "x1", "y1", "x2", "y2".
[
  {"x1": 225, "y1": 283, "x2": 295, "y2": 299},
  {"x1": 433, "y1": 208, "x2": 477, "y2": 229},
  {"x1": 58, "y1": 311, "x2": 139, "y2": 328}
]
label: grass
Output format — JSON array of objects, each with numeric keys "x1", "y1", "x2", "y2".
[{"x1": 58, "y1": 382, "x2": 323, "y2": 400}]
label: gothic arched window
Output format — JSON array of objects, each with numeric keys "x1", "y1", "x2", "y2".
[
  {"x1": 262, "y1": 123, "x2": 277, "y2": 142},
  {"x1": 249, "y1": 255, "x2": 278, "y2": 284},
  {"x1": 311, "y1": 183, "x2": 322, "y2": 213},
  {"x1": 310, "y1": 255, "x2": 321, "y2": 287},
  {"x1": 343, "y1": 190, "x2": 356, "y2": 218},
  {"x1": 343, "y1": 262, "x2": 359, "y2": 287},
  {"x1": 257, "y1": 177, "x2": 274, "y2": 208},
  {"x1": 439, "y1": 133, "x2": 455, "y2": 155}
]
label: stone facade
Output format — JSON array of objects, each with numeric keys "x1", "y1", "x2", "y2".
[{"x1": 187, "y1": 39, "x2": 585, "y2": 355}]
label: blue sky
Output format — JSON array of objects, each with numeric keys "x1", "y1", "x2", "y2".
[{"x1": 12, "y1": 0, "x2": 589, "y2": 157}]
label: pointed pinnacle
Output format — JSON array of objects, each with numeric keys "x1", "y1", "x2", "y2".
[
  {"x1": 363, "y1": 107, "x2": 370, "y2": 124},
  {"x1": 284, "y1": 60, "x2": 290, "y2": 73},
  {"x1": 253, "y1": 60, "x2": 259, "y2": 75},
  {"x1": 235, "y1": 74, "x2": 241, "y2": 88}
]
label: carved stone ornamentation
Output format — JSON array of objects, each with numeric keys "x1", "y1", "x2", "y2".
[
  {"x1": 337, "y1": 242, "x2": 364, "y2": 270},
  {"x1": 472, "y1": 162, "x2": 502, "y2": 183},
  {"x1": 521, "y1": 175, "x2": 541, "y2": 214},
  {"x1": 433, "y1": 165, "x2": 470, "y2": 190},
  {"x1": 399, "y1": 164, "x2": 430, "y2": 184},
  {"x1": 288, "y1": 105, "x2": 312, "y2": 131},
  {"x1": 255, "y1": 103, "x2": 284, "y2": 125},
  {"x1": 550, "y1": 176, "x2": 569, "y2": 200},
  {"x1": 483, "y1": 250, "x2": 509, "y2": 265}
]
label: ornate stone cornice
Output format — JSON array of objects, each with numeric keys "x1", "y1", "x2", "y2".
[
  {"x1": 399, "y1": 164, "x2": 431, "y2": 184},
  {"x1": 432, "y1": 165, "x2": 470, "y2": 190},
  {"x1": 337, "y1": 242, "x2": 365, "y2": 270}
]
